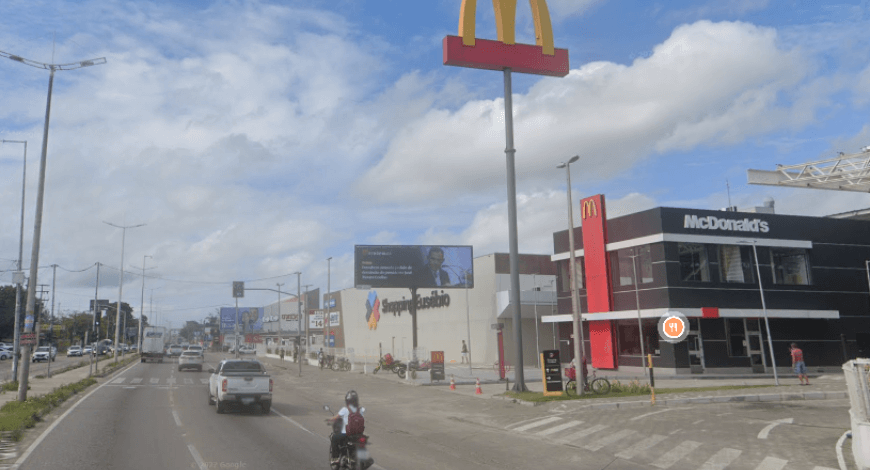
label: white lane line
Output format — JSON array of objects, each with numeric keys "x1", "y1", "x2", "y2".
[
  {"x1": 698, "y1": 448, "x2": 742, "y2": 470},
  {"x1": 150, "y1": 378, "x2": 159, "y2": 384},
  {"x1": 111, "y1": 378, "x2": 126, "y2": 384},
  {"x1": 167, "y1": 377, "x2": 177, "y2": 385},
  {"x1": 536, "y1": 420, "x2": 583, "y2": 436},
  {"x1": 188, "y1": 444, "x2": 207, "y2": 470},
  {"x1": 614, "y1": 434, "x2": 667, "y2": 459},
  {"x1": 650, "y1": 440, "x2": 702, "y2": 468},
  {"x1": 757, "y1": 418, "x2": 793, "y2": 440},
  {"x1": 584, "y1": 429, "x2": 637, "y2": 452},
  {"x1": 200, "y1": 379, "x2": 209, "y2": 384},
  {"x1": 12, "y1": 360, "x2": 141, "y2": 469},
  {"x1": 130, "y1": 378, "x2": 143, "y2": 384},
  {"x1": 753, "y1": 456, "x2": 788, "y2": 470},
  {"x1": 814, "y1": 467, "x2": 839, "y2": 470},
  {"x1": 692, "y1": 419, "x2": 704, "y2": 425},
  {"x1": 557, "y1": 424, "x2": 609, "y2": 444},
  {"x1": 629, "y1": 409, "x2": 671, "y2": 421},
  {"x1": 184, "y1": 378, "x2": 194, "y2": 385},
  {"x1": 836, "y1": 430, "x2": 850, "y2": 470},
  {"x1": 172, "y1": 410, "x2": 182, "y2": 426},
  {"x1": 270, "y1": 408, "x2": 317, "y2": 436},
  {"x1": 513, "y1": 416, "x2": 562, "y2": 432}
]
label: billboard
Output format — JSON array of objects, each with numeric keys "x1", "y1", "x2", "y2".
[
  {"x1": 219, "y1": 307, "x2": 264, "y2": 332},
  {"x1": 355, "y1": 245, "x2": 473, "y2": 289}
]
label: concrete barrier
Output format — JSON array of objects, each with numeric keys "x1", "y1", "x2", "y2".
[{"x1": 843, "y1": 360, "x2": 870, "y2": 470}]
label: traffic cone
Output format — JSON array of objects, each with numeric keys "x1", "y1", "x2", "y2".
[
  {"x1": 475, "y1": 378, "x2": 482, "y2": 395},
  {"x1": 449, "y1": 376, "x2": 456, "y2": 390}
]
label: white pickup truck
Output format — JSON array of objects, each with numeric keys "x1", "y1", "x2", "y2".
[{"x1": 208, "y1": 359, "x2": 272, "y2": 414}]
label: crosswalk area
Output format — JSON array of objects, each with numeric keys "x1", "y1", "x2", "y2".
[
  {"x1": 503, "y1": 416, "x2": 838, "y2": 470},
  {"x1": 107, "y1": 377, "x2": 209, "y2": 387}
]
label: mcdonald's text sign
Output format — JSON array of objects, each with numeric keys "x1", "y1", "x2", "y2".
[{"x1": 443, "y1": 0, "x2": 569, "y2": 77}]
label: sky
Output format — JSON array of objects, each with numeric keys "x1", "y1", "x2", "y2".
[{"x1": 1, "y1": 0, "x2": 869, "y2": 329}]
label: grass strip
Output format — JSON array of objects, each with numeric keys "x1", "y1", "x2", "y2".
[{"x1": 0, "y1": 377, "x2": 98, "y2": 441}]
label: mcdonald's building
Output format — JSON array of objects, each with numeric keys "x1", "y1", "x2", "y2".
[{"x1": 549, "y1": 194, "x2": 870, "y2": 375}]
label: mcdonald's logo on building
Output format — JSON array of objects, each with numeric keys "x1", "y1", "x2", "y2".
[
  {"x1": 443, "y1": 0, "x2": 569, "y2": 77},
  {"x1": 582, "y1": 199, "x2": 598, "y2": 219}
]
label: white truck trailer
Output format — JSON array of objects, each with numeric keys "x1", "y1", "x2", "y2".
[{"x1": 141, "y1": 326, "x2": 167, "y2": 363}]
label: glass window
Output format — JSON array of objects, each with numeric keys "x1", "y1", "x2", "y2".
[
  {"x1": 718, "y1": 245, "x2": 754, "y2": 283},
  {"x1": 617, "y1": 320, "x2": 660, "y2": 356},
  {"x1": 724, "y1": 319, "x2": 747, "y2": 357},
  {"x1": 609, "y1": 245, "x2": 654, "y2": 287},
  {"x1": 679, "y1": 243, "x2": 710, "y2": 282},
  {"x1": 560, "y1": 258, "x2": 584, "y2": 292},
  {"x1": 770, "y1": 248, "x2": 811, "y2": 285}
]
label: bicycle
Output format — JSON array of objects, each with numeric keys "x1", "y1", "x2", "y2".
[
  {"x1": 564, "y1": 366, "x2": 610, "y2": 396},
  {"x1": 492, "y1": 361, "x2": 513, "y2": 373}
]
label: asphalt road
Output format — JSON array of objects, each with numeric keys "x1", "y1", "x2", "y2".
[{"x1": 8, "y1": 354, "x2": 854, "y2": 470}]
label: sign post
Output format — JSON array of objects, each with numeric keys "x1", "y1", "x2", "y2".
[
  {"x1": 541, "y1": 350, "x2": 564, "y2": 396},
  {"x1": 430, "y1": 351, "x2": 445, "y2": 382}
]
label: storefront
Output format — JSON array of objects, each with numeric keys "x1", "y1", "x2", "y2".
[{"x1": 550, "y1": 195, "x2": 870, "y2": 375}]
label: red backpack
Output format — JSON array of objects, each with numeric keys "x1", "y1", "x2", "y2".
[{"x1": 345, "y1": 407, "x2": 365, "y2": 435}]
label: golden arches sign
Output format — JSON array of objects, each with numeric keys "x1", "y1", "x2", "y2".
[
  {"x1": 582, "y1": 200, "x2": 598, "y2": 219},
  {"x1": 459, "y1": 0, "x2": 556, "y2": 56},
  {"x1": 443, "y1": 0, "x2": 568, "y2": 77}
]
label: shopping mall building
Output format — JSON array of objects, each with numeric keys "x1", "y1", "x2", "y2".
[{"x1": 547, "y1": 194, "x2": 870, "y2": 375}]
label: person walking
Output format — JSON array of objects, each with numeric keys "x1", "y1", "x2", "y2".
[
  {"x1": 280, "y1": 347, "x2": 285, "y2": 362},
  {"x1": 461, "y1": 340, "x2": 468, "y2": 364},
  {"x1": 790, "y1": 343, "x2": 810, "y2": 385}
]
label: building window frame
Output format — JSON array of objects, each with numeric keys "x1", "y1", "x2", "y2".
[
  {"x1": 718, "y1": 245, "x2": 754, "y2": 284},
  {"x1": 769, "y1": 247, "x2": 812, "y2": 285},
  {"x1": 678, "y1": 243, "x2": 710, "y2": 282}
]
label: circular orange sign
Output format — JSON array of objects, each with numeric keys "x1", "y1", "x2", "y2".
[{"x1": 662, "y1": 316, "x2": 685, "y2": 339}]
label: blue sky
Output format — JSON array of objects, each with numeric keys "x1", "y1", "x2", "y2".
[{"x1": 1, "y1": 0, "x2": 869, "y2": 326}]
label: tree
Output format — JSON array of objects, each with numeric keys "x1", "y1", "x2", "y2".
[{"x1": 0, "y1": 285, "x2": 46, "y2": 341}]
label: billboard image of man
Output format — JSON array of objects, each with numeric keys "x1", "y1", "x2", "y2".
[{"x1": 417, "y1": 247, "x2": 452, "y2": 287}]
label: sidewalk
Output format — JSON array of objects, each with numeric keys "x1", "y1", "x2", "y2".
[{"x1": 260, "y1": 354, "x2": 849, "y2": 409}]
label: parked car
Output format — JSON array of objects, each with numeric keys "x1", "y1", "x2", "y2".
[
  {"x1": 0, "y1": 349, "x2": 12, "y2": 360},
  {"x1": 32, "y1": 345, "x2": 57, "y2": 362},
  {"x1": 178, "y1": 351, "x2": 204, "y2": 372},
  {"x1": 238, "y1": 346, "x2": 256, "y2": 355},
  {"x1": 82, "y1": 346, "x2": 94, "y2": 355},
  {"x1": 67, "y1": 346, "x2": 83, "y2": 357}
]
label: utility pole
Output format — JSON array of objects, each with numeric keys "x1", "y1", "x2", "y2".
[
  {"x1": 326, "y1": 257, "x2": 332, "y2": 351},
  {"x1": 276, "y1": 282, "x2": 284, "y2": 353},
  {"x1": 136, "y1": 255, "x2": 154, "y2": 353},
  {"x1": 48, "y1": 265, "x2": 57, "y2": 377},
  {"x1": 103, "y1": 220, "x2": 145, "y2": 360},
  {"x1": 302, "y1": 284, "x2": 313, "y2": 358},
  {"x1": 2, "y1": 139, "x2": 26, "y2": 383}
]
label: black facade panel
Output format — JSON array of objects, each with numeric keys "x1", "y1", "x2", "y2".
[{"x1": 605, "y1": 208, "x2": 664, "y2": 243}]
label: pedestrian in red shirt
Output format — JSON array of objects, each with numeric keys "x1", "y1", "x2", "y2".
[{"x1": 790, "y1": 343, "x2": 809, "y2": 385}]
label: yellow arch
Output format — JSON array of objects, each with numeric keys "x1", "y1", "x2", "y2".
[{"x1": 458, "y1": 0, "x2": 556, "y2": 55}]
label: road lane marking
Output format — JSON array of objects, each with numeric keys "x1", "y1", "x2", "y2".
[
  {"x1": 836, "y1": 430, "x2": 850, "y2": 470},
  {"x1": 753, "y1": 456, "x2": 788, "y2": 470},
  {"x1": 650, "y1": 440, "x2": 701, "y2": 468},
  {"x1": 130, "y1": 378, "x2": 142, "y2": 384},
  {"x1": 172, "y1": 410, "x2": 182, "y2": 426},
  {"x1": 12, "y1": 360, "x2": 141, "y2": 469},
  {"x1": 584, "y1": 429, "x2": 637, "y2": 451},
  {"x1": 629, "y1": 409, "x2": 671, "y2": 421},
  {"x1": 698, "y1": 448, "x2": 741, "y2": 470},
  {"x1": 184, "y1": 378, "x2": 194, "y2": 384},
  {"x1": 513, "y1": 416, "x2": 562, "y2": 432},
  {"x1": 692, "y1": 419, "x2": 704, "y2": 425},
  {"x1": 556, "y1": 424, "x2": 609, "y2": 444},
  {"x1": 536, "y1": 420, "x2": 583, "y2": 436},
  {"x1": 150, "y1": 378, "x2": 159, "y2": 384},
  {"x1": 813, "y1": 467, "x2": 838, "y2": 470},
  {"x1": 167, "y1": 377, "x2": 176, "y2": 385},
  {"x1": 614, "y1": 434, "x2": 667, "y2": 459},
  {"x1": 757, "y1": 418, "x2": 793, "y2": 439},
  {"x1": 200, "y1": 379, "x2": 209, "y2": 384},
  {"x1": 188, "y1": 444, "x2": 207, "y2": 470},
  {"x1": 270, "y1": 408, "x2": 316, "y2": 436},
  {"x1": 111, "y1": 378, "x2": 126, "y2": 384}
]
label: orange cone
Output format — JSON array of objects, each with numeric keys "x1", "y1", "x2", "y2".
[
  {"x1": 449, "y1": 376, "x2": 456, "y2": 390},
  {"x1": 475, "y1": 378, "x2": 482, "y2": 395}
]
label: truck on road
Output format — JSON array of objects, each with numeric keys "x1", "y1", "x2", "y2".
[
  {"x1": 208, "y1": 359, "x2": 272, "y2": 414},
  {"x1": 141, "y1": 326, "x2": 167, "y2": 363}
]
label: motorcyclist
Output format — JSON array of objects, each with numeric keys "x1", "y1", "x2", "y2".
[
  {"x1": 318, "y1": 348, "x2": 324, "y2": 367},
  {"x1": 327, "y1": 390, "x2": 365, "y2": 466}
]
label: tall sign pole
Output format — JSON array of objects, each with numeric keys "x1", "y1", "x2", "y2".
[{"x1": 443, "y1": 0, "x2": 569, "y2": 392}]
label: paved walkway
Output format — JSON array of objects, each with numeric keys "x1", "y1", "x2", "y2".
[
  {"x1": 0, "y1": 358, "x2": 116, "y2": 408},
  {"x1": 260, "y1": 354, "x2": 849, "y2": 408}
]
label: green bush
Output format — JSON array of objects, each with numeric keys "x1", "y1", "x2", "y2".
[
  {"x1": 0, "y1": 377, "x2": 97, "y2": 440},
  {"x1": 609, "y1": 379, "x2": 651, "y2": 394}
]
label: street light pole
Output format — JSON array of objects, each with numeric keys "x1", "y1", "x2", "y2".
[
  {"x1": 557, "y1": 155, "x2": 585, "y2": 396},
  {"x1": 138, "y1": 255, "x2": 153, "y2": 353},
  {"x1": 302, "y1": 284, "x2": 313, "y2": 360},
  {"x1": 1, "y1": 139, "x2": 26, "y2": 382},
  {"x1": 628, "y1": 251, "x2": 648, "y2": 378},
  {"x1": 533, "y1": 273, "x2": 540, "y2": 368},
  {"x1": 295, "y1": 273, "x2": 302, "y2": 377},
  {"x1": 327, "y1": 257, "x2": 332, "y2": 351},
  {"x1": 3, "y1": 49, "x2": 107, "y2": 401},
  {"x1": 104, "y1": 221, "x2": 145, "y2": 360},
  {"x1": 276, "y1": 282, "x2": 284, "y2": 355},
  {"x1": 740, "y1": 240, "x2": 779, "y2": 386}
]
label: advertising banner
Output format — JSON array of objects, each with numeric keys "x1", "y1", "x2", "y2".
[
  {"x1": 310, "y1": 310, "x2": 325, "y2": 329},
  {"x1": 355, "y1": 245, "x2": 473, "y2": 289},
  {"x1": 219, "y1": 307, "x2": 264, "y2": 332}
]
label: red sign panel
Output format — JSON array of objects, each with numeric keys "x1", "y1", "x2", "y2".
[
  {"x1": 580, "y1": 194, "x2": 613, "y2": 313},
  {"x1": 702, "y1": 307, "x2": 720, "y2": 319},
  {"x1": 589, "y1": 320, "x2": 617, "y2": 369}
]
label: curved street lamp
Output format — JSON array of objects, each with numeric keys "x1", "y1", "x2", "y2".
[{"x1": 556, "y1": 155, "x2": 585, "y2": 395}]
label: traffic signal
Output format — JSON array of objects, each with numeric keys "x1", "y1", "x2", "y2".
[{"x1": 232, "y1": 281, "x2": 244, "y2": 298}]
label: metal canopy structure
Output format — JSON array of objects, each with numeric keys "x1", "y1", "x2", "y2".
[{"x1": 747, "y1": 147, "x2": 870, "y2": 192}]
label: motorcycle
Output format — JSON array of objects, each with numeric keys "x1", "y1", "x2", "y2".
[
  {"x1": 324, "y1": 405, "x2": 373, "y2": 470},
  {"x1": 320, "y1": 354, "x2": 335, "y2": 370},
  {"x1": 372, "y1": 354, "x2": 407, "y2": 379},
  {"x1": 332, "y1": 356, "x2": 352, "y2": 371},
  {"x1": 408, "y1": 359, "x2": 431, "y2": 371}
]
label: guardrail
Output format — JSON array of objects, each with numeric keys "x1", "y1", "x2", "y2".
[{"x1": 843, "y1": 358, "x2": 870, "y2": 469}]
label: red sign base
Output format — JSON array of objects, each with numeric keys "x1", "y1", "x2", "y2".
[{"x1": 443, "y1": 35, "x2": 569, "y2": 77}]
